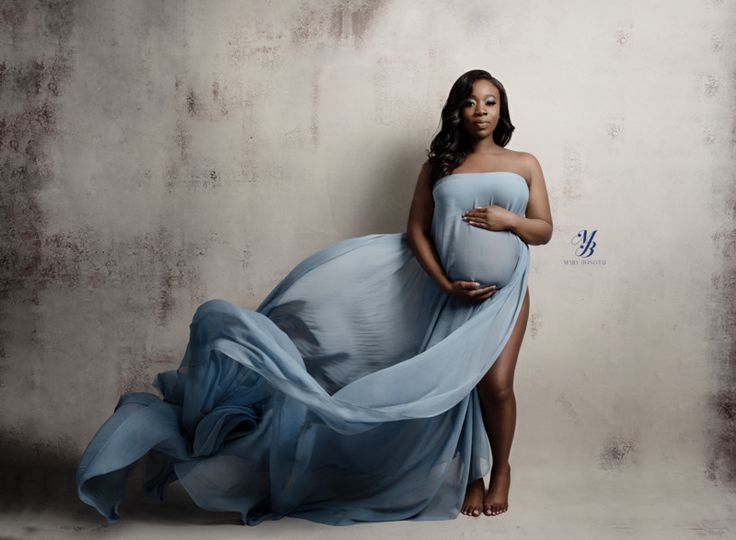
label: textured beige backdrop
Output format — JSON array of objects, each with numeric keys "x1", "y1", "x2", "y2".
[{"x1": 1, "y1": 0, "x2": 734, "y2": 538}]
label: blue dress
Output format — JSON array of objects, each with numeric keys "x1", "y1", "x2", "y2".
[{"x1": 76, "y1": 171, "x2": 530, "y2": 525}]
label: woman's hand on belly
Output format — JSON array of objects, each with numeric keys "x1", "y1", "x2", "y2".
[
  {"x1": 443, "y1": 280, "x2": 498, "y2": 301},
  {"x1": 462, "y1": 204, "x2": 518, "y2": 231}
]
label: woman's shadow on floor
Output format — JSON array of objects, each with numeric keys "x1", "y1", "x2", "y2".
[{"x1": 0, "y1": 453, "x2": 248, "y2": 531}]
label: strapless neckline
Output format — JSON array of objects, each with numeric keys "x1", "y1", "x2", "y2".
[{"x1": 434, "y1": 170, "x2": 529, "y2": 191}]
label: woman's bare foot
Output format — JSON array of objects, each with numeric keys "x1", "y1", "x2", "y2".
[
  {"x1": 461, "y1": 477, "x2": 485, "y2": 516},
  {"x1": 483, "y1": 463, "x2": 511, "y2": 516}
]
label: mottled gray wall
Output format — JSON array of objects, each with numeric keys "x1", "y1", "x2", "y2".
[{"x1": 1, "y1": 0, "x2": 734, "y2": 506}]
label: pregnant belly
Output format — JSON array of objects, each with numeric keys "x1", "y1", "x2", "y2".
[{"x1": 439, "y1": 227, "x2": 520, "y2": 289}]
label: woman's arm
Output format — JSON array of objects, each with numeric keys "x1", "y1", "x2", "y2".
[
  {"x1": 507, "y1": 153, "x2": 553, "y2": 246},
  {"x1": 406, "y1": 162, "x2": 453, "y2": 292}
]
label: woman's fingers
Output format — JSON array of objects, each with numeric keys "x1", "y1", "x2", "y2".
[
  {"x1": 467, "y1": 284, "x2": 497, "y2": 298},
  {"x1": 450, "y1": 281, "x2": 497, "y2": 300},
  {"x1": 477, "y1": 289, "x2": 496, "y2": 300}
]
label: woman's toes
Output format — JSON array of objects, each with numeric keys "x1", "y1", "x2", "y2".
[{"x1": 463, "y1": 504, "x2": 481, "y2": 517}]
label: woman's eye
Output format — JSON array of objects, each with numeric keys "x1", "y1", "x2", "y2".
[{"x1": 465, "y1": 99, "x2": 496, "y2": 107}]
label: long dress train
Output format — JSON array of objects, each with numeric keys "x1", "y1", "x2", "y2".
[{"x1": 76, "y1": 170, "x2": 530, "y2": 525}]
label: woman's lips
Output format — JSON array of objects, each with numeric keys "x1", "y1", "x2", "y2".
[{"x1": 473, "y1": 121, "x2": 490, "y2": 129}]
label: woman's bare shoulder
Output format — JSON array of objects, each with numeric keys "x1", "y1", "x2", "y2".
[
  {"x1": 503, "y1": 150, "x2": 541, "y2": 181},
  {"x1": 511, "y1": 150, "x2": 540, "y2": 167}
]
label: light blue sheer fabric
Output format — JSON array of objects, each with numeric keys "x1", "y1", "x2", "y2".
[{"x1": 76, "y1": 171, "x2": 530, "y2": 525}]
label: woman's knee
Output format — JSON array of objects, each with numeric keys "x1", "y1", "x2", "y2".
[
  {"x1": 478, "y1": 372, "x2": 514, "y2": 402},
  {"x1": 482, "y1": 383, "x2": 514, "y2": 404}
]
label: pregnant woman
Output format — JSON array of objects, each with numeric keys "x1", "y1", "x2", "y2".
[
  {"x1": 408, "y1": 71, "x2": 553, "y2": 517},
  {"x1": 76, "y1": 69, "x2": 553, "y2": 526}
]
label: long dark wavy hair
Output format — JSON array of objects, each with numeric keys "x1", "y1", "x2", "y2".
[{"x1": 425, "y1": 69, "x2": 515, "y2": 186}]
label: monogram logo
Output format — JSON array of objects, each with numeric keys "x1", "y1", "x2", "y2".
[
  {"x1": 572, "y1": 229, "x2": 597, "y2": 258},
  {"x1": 563, "y1": 228, "x2": 606, "y2": 267}
]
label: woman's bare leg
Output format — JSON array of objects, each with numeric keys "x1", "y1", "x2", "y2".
[
  {"x1": 477, "y1": 287, "x2": 530, "y2": 516},
  {"x1": 460, "y1": 287, "x2": 530, "y2": 516}
]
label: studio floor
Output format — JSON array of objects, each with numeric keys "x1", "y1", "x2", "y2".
[{"x1": 1, "y1": 463, "x2": 734, "y2": 540}]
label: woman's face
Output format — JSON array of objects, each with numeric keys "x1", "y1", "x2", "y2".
[{"x1": 460, "y1": 79, "x2": 501, "y2": 140}]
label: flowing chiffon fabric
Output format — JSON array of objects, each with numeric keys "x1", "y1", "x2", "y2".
[{"x1": 76, "y1": 171, "x2": 530, "y2": 525}]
